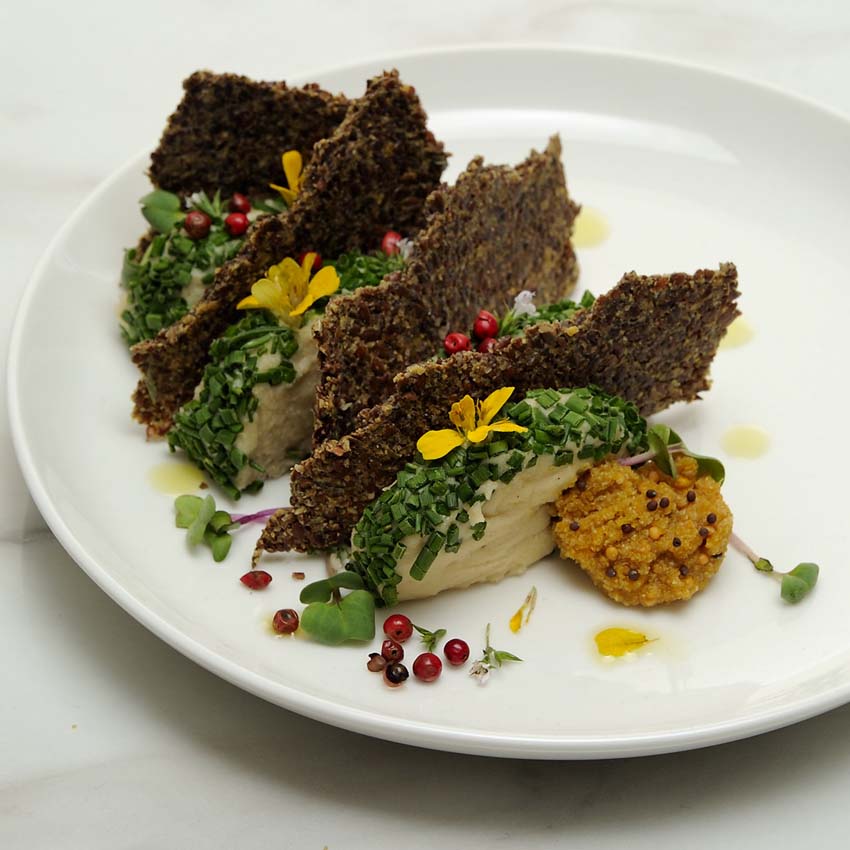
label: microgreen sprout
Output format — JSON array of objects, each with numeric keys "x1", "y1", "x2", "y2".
[
  {"x1": 174, "y1": 495, "x2": 282, "y2": 562},
  {"x1": 298, "y1": 572, "x2": 376, "y2": 645},
  {"x1": 730, "y1": 532, "x2": 819, "y2": 603},
  {"x1": 413, "y1": 623, "x2": 447, "y2": 653},
  {"x1": 140, "y1": 189, "x2": 185, "y2": 233},
  {"x1": 469, "y1": 623, "x2": 523, "y2": 685},
  {"x1": 619, "y1": 424, "x2": 725, "y2": 483}
]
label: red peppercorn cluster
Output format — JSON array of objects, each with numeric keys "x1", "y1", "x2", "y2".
[
  {"x1": 184, "y1": 193, "x2": 254, "y2": 241},
  {"x1": 365, "y1": 614, "x2": 469, "y2": 687},
  {"x1": 443, "y1": 309, "x2": 500, "y2": 356}
]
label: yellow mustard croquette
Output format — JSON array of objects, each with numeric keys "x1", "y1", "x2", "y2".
[{"x1": 552, "y1": 457, "x2": 732, "y2": 606}]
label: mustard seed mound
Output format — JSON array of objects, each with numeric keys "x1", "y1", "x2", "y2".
[{"x1": 553, "y1": 457, "x2": 732, "y2": 606}]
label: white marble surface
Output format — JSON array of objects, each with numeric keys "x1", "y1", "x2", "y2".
[{"x1": 3, "y1": 1, "x2": 850, "y2": 846}]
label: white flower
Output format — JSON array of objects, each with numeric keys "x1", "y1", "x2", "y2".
[
  {"x1": 512, "y1": 290, "x2": 537, "y2": 317},
  {"x1": 397, "y1": 238, "x2": 415, "y2": 260},
  {"x1": 469, "y1": 660, "x2": 490, "y2": 685},
  {"x1": 184, "y1": 191, "x2": 204, "y2": 210}
]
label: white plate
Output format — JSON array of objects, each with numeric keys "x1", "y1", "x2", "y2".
[{"x1": 9, "y1": 47, "x2": 850, "y2": 759}]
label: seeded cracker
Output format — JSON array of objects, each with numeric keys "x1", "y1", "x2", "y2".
[
  {"x1": 258, "y1": 263, "x2": 740, "y2": 555},
  {"x1": 131, "y1": 71, "x2": 448, "y2": 435},
  {"x1": 149, "y1": 71, "x2": 350, "y2": 197},
  {"x1": 312, "y1": 136, "x2": 580, "y2": 444}
]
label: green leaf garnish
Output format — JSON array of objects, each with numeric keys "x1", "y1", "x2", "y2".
[
  {"x1": 174, "y1": 493, "x2": 237, "y2": 561},
  {"x1": 644, "y1": 424, "x2": 725, "y2": 484},
  {"x1": 140, "y1": 189, "x2": 182, "y2": 211},
  {"x1": 140, "y1": 190, "x2": 185, "y2": 234},
  {"x1": 300, "y1": 590, "x2": 376, "y2": 645},
  {"x1": 175, "y1": 494, "x2": 203, "y2": 528},
  {"x1": 646, "y1": 424, "x2": 680, "y2": 478},
  {"x1": 299, "y1": 572, "x2": 365, "y2": 604},
  {"x1": 781, "y1": 563, "x2": 819, "y2": 603},
  {"x1": 730, "y1": 534, "x2": 819, "y2": 604},
  {"x1": 187, "y1": 495, "x2": 216, "y2": 546},
  {"x1": 204, "y1": 527, "x2": 233, "y2": 562},
  {"x1": 413, "y1": 623, "x2": 447, "y2": 653}
]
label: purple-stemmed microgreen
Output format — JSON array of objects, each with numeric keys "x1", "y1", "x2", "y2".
[
  {"x1": 730, "y1": 531, "x2": 819, "y2": 603},
  {"x1": 175, "y1": 494, "x2": 282, "y2": 562},
  {"x1": 619, "y1": 424, "x2": 725, "y2": 483}
]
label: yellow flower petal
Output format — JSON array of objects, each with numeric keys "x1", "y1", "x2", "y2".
[
  {"x1": 290, "y1": 266, "x2": 340, "y2": 316},
  {"x1": 594, "y1": 628, "x2": 653, "y2": 658},
  {"x1": 269, "y1": 182, "x2": 297, "y2": 206},
  {"x1": 237, "y1": 294, "x2": 262, "y2": 311},
  {"x1": 466, "y1": 424, "x2": 492, "y2": 443},
  {"x1": 417, "y1": 429, "x2": 465, "y2": 460},
  {"x1": 300, "y1": 252, "x2": 317, "y2": 277},
  {"x1": 273, "y1": 258, "x2": 310, "y2": 309},
  {"x1": 449, "y1": 395, "x2": 476, "y2": 432},
  {"x1": 248, "y1": 278, "x2": 287, "y2": 317},
  {"x1": 282, "y1": 150, "x2": 303, "y2": 193},
  {"x1": 487, "y1": 421, "x2": 528, "y2": 434},
  {"x1": 478, "y1": 387, "x2": 515, "y2": 426}
]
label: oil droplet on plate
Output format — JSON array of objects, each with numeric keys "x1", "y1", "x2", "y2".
[
  {"x1": 572, "y1": 207, "x2": 609, "y2": 248},
  {"x1": 148, "y1": 461, "x2": 206, "y2": 494},
  {"x1": 721, "y1": 425, "x2": 770, "y2": 459},
  {"x1": 719, "y1": 316, "x2": 754, "y2": 350},
  {"x1": 594, "y1": 627, "x2": 654, "y2": 658}
]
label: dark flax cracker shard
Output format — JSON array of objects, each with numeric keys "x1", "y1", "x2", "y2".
[
  {"x1": 148, "y1": 70, "x2": 350, "y2": 197},
  {"x1": 258, "y1": 263, "x2": 740, "y2": 555},
  {"x1": 131, "y1": 71, "x2": 448, "y2": 435},
  {"x1": 312, "y1": 135, "x2": 580, "y2": 444}
]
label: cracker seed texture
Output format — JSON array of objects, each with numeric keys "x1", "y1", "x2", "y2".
[
  {"x1": 149, "y1": 71, "x2": 350, "y2": 197},
  {"x1": 258, "y1": 263, "x2": 740, "y2": 555},
  {"x1": 312, "y1": 135, "x2": 580, "y2": 444},
  {"x1": 131, "y1": 71, "x2": 448, "y2": 435}
]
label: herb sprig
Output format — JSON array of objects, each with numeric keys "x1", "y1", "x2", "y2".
[
  {"x1": 469, "y1": 624, "x2": 523, "y2": 685},
  {"x1": 413, "y1": 623, "x2": 447, "y2": 653}
]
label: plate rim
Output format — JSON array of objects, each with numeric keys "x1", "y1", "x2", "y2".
[{"x1": 9, "y1": 44, "x2": 850, "y2": 759}]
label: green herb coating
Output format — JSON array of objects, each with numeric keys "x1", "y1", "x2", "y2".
[
  {"x1": 121, "y1": 192, "x2": 245, "y2": 346},
  {"x1": 131, "y1": 71, "x2": 447, "y2": 436},
  {"x1": 258, "y1": 263, "x2": 739, "y2": 555},
  {"x1": 312, "y1": 136, "x2": 580, "y2": 444},
  {"x1": 168, "y1": 311, "x2": 297, "y2": 499},
  {"x1": 499, "y1": 290, "x2": 596, "y2": 338},
  {"x1": 165, "y1": 250, "x2": 403, "y2": 494},
  {"x1": 345, "y1": 387, "x2": 646, "y2": 606}
]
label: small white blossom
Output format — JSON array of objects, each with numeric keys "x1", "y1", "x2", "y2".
[
  {"x1": 512, "y1": 290, "x2": 538, "y2": 317},
  {"x1": 185, "y1": 191, "x2": 204, "y2": 210},
  {"x1": 397, "y1": 238, "x2": 415, "y2": 260},
  {"x1": 469, "y1": 660, "x2": 490, "y2": 685}
]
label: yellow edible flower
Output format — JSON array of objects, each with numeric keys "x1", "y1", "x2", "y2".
[
  {"x1": 269, "y1": 150, "x2": 303, "y2": 205},
  {"x1": 416, "y1": 387, "x2": 528, "y2": 461},
  {"x1": 237, "y1": 253, "x2": 339, "y2": 327}
]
